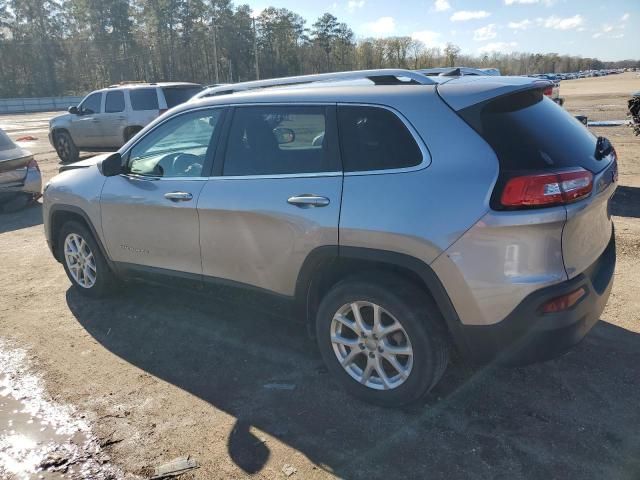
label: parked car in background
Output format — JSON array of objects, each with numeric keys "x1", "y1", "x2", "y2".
[
  {"x1": 530, "y1": 74, "x2": 564, "y2": 105},
  {"x1": 49, "y1": 82, "x2": 203, "y2": 163},
  {"x1": 43, "y1": 69, "x2": 617, "y2": 407},
  {"x1": 0, "y1": 128, "x2": 41, "y2": 213},
  {"x1": 418, "y1": 67, "x2": 501, "y2": 76}
]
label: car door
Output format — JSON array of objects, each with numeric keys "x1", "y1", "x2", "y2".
[
  {"x1": 198, "y1": 104, "x2": 342, "y2": 296},
  {"x1": 100, "y1": 107, "x2": 226, "y2": 277},
  {"x1": 70, "y1": 92, "x2": 103, "y2": 148},
  {"x1": 99, "y1": 90, "x2": 128, "y2": 148}
]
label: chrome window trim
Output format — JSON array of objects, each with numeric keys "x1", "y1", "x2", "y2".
[
  {"x1": 214, "y1": 172, "x2": 342, "y2": 181},
  {"x1": 337, "y1": 102, "x2": 432, "y2": 177},
  {"x1": 120, "y1": 173, "x2": 209, "y2": 182},
  {"x1": 120, "y1": 101, "x2": 432, "y2": 181}
]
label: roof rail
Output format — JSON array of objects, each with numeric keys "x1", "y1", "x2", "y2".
[{"x1": 196, "y1": 69, "x2": 434, "y2": 98}]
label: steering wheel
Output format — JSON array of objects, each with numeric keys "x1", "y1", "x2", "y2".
[
  {"x1": 156, "y1": 152, "x2": 202, "y2": 176},
  {"x1": 171, "y1": 153, "x2": 203, "y2": 176}
]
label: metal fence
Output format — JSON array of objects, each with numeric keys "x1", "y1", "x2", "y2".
[{"x1": 0, "y1": 96, "x2": 83, "y2": 114}]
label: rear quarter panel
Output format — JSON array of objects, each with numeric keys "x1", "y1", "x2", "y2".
[{"x1": 339, "y1": 89, "x2": 498, "y2": 265}]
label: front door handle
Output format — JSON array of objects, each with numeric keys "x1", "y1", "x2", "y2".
[
  {"x1": 164, "y1": 191, "x2": 193, "y2": 202},
  {"x1": 287, "y1": 194, "x2": 330, "y2": 208}
]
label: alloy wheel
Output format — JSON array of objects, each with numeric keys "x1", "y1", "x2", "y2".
[
  {"x1": 64, "y1": 233, "x2": 97, "y2": 288},
  {"x1": 330, "y1": 301, "x2": 414, "y2": 390},
  {"x1": 57, "y1": 135, "x2": 70, "y2": 159}
]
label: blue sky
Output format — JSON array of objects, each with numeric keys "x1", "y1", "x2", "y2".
[{"x1": 250, "y1": 0, "x2": 640, "y2": 60}]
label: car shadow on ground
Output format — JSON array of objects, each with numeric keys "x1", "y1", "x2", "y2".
[
  {"x1": 66, "y1": 284, "x2": 640, "y2": 480},
  {"x1": 0, "y1": 202, "x2": 42, "y2": 234},
  {"x1": 611, "y1": 186, "x2": 640, "y2": 218}
]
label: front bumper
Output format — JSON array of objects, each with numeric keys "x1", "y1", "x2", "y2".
[{"x1": 458, "y1": 230, "x2": 616, "y2": 365}]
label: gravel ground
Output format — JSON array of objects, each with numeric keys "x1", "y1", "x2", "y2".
[{"x1": 1, "y1": 73, "x2": 639, "y2": 480}]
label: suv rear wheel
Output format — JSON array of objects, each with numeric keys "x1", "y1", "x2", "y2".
[
  {"x1": 58, "y1": 221, "x2": 117, "y2": 297},
  {"x1": 54, "y1": 131, "x2": 79, "y2": 164},
  {"x1": 316, "y1": 276, "x2": 449, "y2": 407}
]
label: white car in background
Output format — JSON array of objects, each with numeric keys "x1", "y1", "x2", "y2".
[{"x1": 49, "y1": 82, "x2": 203, "y2": 163}]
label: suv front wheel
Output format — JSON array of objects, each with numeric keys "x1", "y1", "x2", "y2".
[
  {"x1": 58, "y1": 221, "x2": 117, "y2": 297},
  {"x1": 316, "y1": 276, "x2": 449, "y2": 407},
  {"x1": 54, "y1": 131, "x2": 79, "y2": 164}
]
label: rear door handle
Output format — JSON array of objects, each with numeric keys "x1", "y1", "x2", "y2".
[
  {"x1": 164, "y1": 191, "x2": 193, "y2": 202},
  {"x1": 287, "y1": 194, "x2": 330, "y2": 208}
]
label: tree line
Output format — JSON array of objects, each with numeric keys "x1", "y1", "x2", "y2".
[{"x1": 0, "y1": 0, "x2": 638, "y2": 98}]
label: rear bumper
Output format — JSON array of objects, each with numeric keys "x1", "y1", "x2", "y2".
[
  {"x1": 0, "y1": 166, "x2": 42, "y2": 198},
  {"x1": 458, "y1": 230, "x2": 615, "y2": 365}
]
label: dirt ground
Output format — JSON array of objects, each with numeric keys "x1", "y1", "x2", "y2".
[{"x1": 1, "y1": 72, "x2": 640, "y2": 480}]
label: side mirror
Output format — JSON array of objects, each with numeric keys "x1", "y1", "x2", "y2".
[
  {"x1": 99, "y1": 152, "x2": 123, "y2": 177},
  {"x1": 68, "y1": 106, "x2": 79, "y2": 115},
  {"x1": 273, "y1": 127, "x2": 295, "y2": 145}
]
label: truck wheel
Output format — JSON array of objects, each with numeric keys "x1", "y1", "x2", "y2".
[
  {"x1": 316, "y1": 276, "x2": 449, "y2": 407},
  {"x1": 54, "y1": 131, "x2": 79, "y2": 164}
]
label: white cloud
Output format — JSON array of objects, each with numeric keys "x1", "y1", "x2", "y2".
[
  {"x1": 433, "y1": 0, "x2": 451, "y2": 12},
  {"x1": 473, "y1": 24, "x2": 497, "y2": 41},
  {"x1": 347, "y1": 0, "x2": 365, "y2": 12},
  {"x1": 541, "y1": 14, "x2": 584, "y2": 30},
  {"x1": 477, "y1": 41, "x2": 518, "y2": 53},
  {"x1": 592, "y1": 18, "x2": 628, "y2": 39},
  {"x1": 411, "y1": 30, "x2": 443, "y2": 47},
  {"x1": 362, "y1": 16, "x2": 396, "y2": 35},
  {"x1": 508, "y1": 19, "x2": 533, "y2": 30},
  {"x1": 450, "y1": 10, "x2": 491, "y2": 21}
]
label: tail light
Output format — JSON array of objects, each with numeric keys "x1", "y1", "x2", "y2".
[
  {"x1": 500, "y1": 168, "x2": 593, "y2": 208},
  {"x1": 543, "y1": 86, "x2": 553, "y2": 96},
  {"x1": 27, "y1": 158, "x2": 40, "y2": 172}
]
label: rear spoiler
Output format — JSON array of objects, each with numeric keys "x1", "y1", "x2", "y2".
[{"x1": 436, "y1": 76, "x2": 551, "y2": 111}]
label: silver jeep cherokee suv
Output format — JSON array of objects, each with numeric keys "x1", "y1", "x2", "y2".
[{"x1": 43, "y1": 69, "x2": 617, "y2": 406}]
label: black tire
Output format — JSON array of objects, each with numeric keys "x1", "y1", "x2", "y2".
[
  {"x1": 54, "y1": 130, "x2": 79, "y2": 164},
  {"x1": 316, "y1": 275, "x2": 449, "y2": 407},
  {"x1": 58, "y1": 220, "x2": 117, "y2": 297}
]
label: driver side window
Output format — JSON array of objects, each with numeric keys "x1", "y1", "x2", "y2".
[
  {"x1": 127, "y1": 109, "x2": 221, "y2": 178},
  {"x1": 80, "y1": 92, "x2": 102, "y2": 115}
]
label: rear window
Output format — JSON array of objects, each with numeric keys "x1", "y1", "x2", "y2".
[
  {"x1": 130, "y1": 89, "x2": 159, "y2": 111},
  {"x1": 162, "y1": 86, "x2": 203, "y2": 108},
  {"x1": 337, "y1": 106, "x2": 422, "y2": 172},
  {"x1": 463, "y1": 90, "x2": 602, "y2": 174}
]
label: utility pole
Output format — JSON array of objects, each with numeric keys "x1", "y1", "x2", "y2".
[
  {"x1": 212, "y1": 19, "x2": 219, "y2": 84},
  {"x1": 252, "y1": 17, "x2": 260, "y2": 80}
]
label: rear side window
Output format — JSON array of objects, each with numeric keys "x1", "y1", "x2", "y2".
[
  {"x1": 462, "y1": 90, "x2": 601, "y2": 174},
  {"x1": 105, "y1": 91, "x2": 125, "y2": 113},
  {"x1": 223, "y1": 106, "x2": 338, "y2": 176},
  {"x1": 162, "y1": 86, "x2": 203, "y2": 108},
  {"x1": 337, "y1": 106, "x2": 422, "y2": 172},
  {"x1": 130, "y1": 89, "x2": 159, "y2": 111}
]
